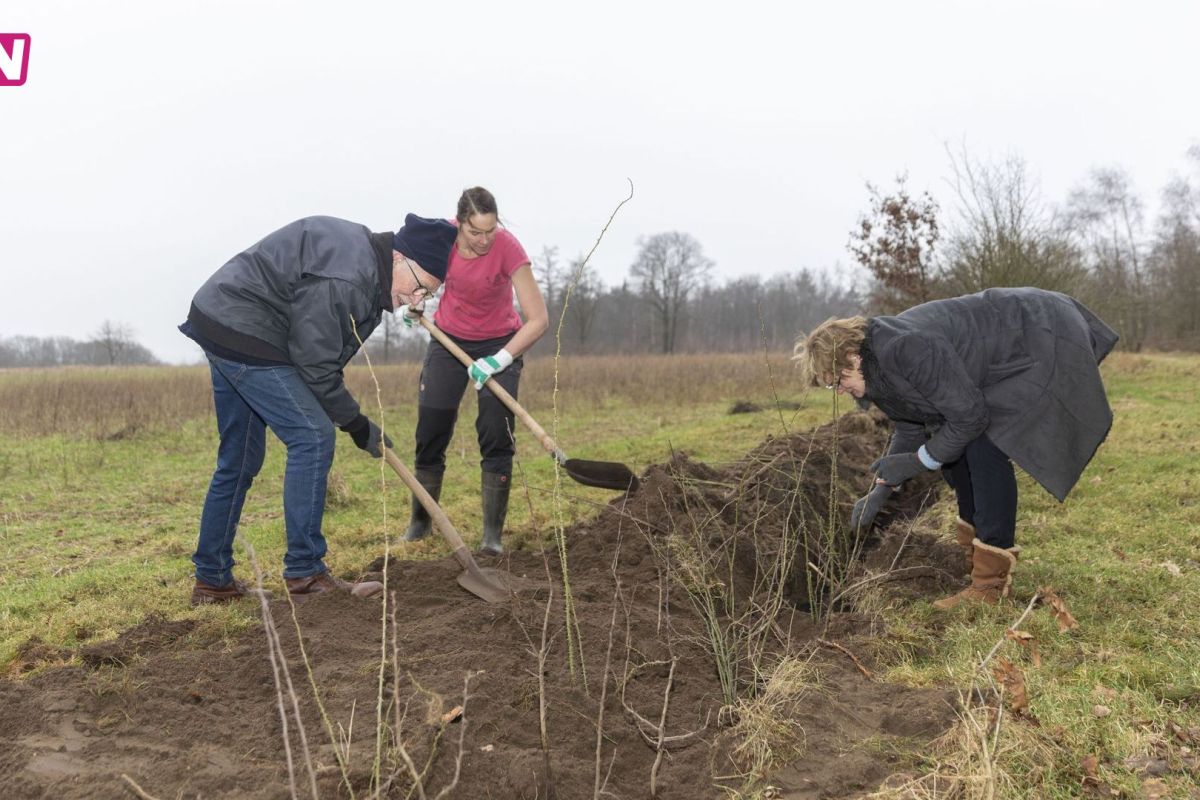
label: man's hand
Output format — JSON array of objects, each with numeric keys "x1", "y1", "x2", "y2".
[
  {"x1": 850, "y1": 483, "x2": 894, "y2": 533},
  {"x1": 869, "y1": 451, "x2": 929, "y2": 487},
  {"x1": 468, "y1": 349, "x2": 514, "y2": 390},
  {"x1": 340, "y1": 414, "x2": 394, "y2": 458},
  {"x1": 399, "y1": 302, "x2": 424, "y2": 330}
]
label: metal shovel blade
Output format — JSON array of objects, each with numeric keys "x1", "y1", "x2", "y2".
[
  {"x1": 455, "y1": 557, "x2": 514, "y2": 604},
  {"x1": 562, "y1": 458, "x2": 640, "y2": 492}
]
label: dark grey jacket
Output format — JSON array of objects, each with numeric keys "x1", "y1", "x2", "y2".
[
  {"x1": 183, "y1": 216, "x2": 393, "y2": 426},
  {"x1": 863, "y1": 287, "x2": 1119, "y2": 502}
]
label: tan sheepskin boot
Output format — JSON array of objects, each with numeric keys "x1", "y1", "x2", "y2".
[
  {"x1": 954, "y1": 518, "x2": 975, "y2": 573},
  {"x1": 933, "y1": 539, "x2": 1020, "y2": 610}
]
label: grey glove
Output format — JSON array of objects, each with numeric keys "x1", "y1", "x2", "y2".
[
  {"x1": 340, "y1": 414, "x2": 393, "y2": 458},
  {"x1": 850, "y1": 483, "x2": 894, "y2": 533},
  {"x1": 869, "y1": 451, "x2": 928, "y2": 487}
]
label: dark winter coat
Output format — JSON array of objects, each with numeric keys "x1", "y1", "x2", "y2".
[
  {"x1": 861, "y1": 287, "x2": 1119, "y2": 502},
  {"x1": 181, "y1": 216, "x2": 394, "y2": 426}
]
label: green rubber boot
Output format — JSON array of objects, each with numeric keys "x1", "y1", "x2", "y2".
[
  {"x1": 403, "y1": 469, "x2": 443, "y2": 542},
  {"x1": 479, "y1": 471, "x2": 510, "y2": 555}
]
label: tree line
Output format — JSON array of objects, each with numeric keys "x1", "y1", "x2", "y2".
[
  {"x1": 850, "y1": 145, "x2": 1200, "y2": 352},
  {"x1": 365, "y1": 240, "x2": 860, "y2": 362},
  {"x1": 0, "y1": 321, "x2": 159, "y2": 368}
]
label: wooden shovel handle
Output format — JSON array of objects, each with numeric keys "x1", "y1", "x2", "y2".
[
  {"x1": 418, "y1": 315, "x2": 566, "y2": 463},
  {"x1": 383, "y1": 447, "x2": 476, "y2": 571}
]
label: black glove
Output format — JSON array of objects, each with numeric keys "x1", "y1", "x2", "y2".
[
  {"x1": 850, "y1": 483, "x2": 894, "y2": 533},
  {"x1": 340, "y1": 414, "x2": 393, "y2": 458},
  {"x1": 869, "y1": 451, "x2": 928, "y2": 487}
]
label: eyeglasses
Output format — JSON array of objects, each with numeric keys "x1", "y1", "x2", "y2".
[{"x1": 403, "y1": 257, "x2": 431, "y2": 302}]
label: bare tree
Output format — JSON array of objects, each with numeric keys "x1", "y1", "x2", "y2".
[
  {"x1": 533, "y1": 245, "x2": 564, "y2": 321},
  {"x1": 630, "y1": 232, "x2": 713, "y2": 354},
  {"x1": 379, "y1": 312, "x2": 399, "y2": 363},
  {"x1": 940, "y1": 148, "x2": 1086, "y2": 297},
  {"x1": 1065, "y1": 167, "x2": 1148, "y2": 351},
  {"x1": 563, "y1": 256, "x2": 604, "y2": 352},
  {"x1": 1147, "y1": 164, "x2": 1200, "y2": 347},
  {"x1": 848, "y1": 174, "x2": 941, "y2": 313},
  {"x1": 92, "y1": 320, "x2": 139, "y2": 365}
]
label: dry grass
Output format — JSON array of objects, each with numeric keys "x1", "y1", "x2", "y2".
[
  {"x1": 0, "y1": 353, "x2": 801, "y2": 439},
  {"x1": 721, "y1": 654, "x2": 817, "y2": 787}
]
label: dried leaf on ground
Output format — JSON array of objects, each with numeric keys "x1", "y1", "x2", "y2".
[
  {"x1": 1005, "y1": 628, "x2": 1042, "y2": 667},
  {"x1": 1079, "y1": 753, "x2": 1113, "y2": 798},
  {"x1": 1169, "y1": 720, "x2": 1198, "y2": 744},
  {"x1": 993, "y1": 657, "x2": 1029, "y2": 714},
  {"x1": 1141, "y1": 777, "x2": 1170, "y2": 799},
  {"x1": 1039, "y1": 586, "x2": 1079, "y2": 632}
]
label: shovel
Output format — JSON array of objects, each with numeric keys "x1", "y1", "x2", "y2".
[
  {"x1": 417, "y1": 315, "x2": 640, "y2": 492},
  {"x1": 383, "y1": 447, "x2": 512, "y2": 603}
]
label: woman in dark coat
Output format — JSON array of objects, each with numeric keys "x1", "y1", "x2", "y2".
[{"x1": 795, "y1": 287, "x2": 1119, "y2": 608}]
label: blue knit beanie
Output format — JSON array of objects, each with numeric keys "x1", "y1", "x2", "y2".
[{"x1": 393, "y1": 214, "x2": 456, "y2": 281}]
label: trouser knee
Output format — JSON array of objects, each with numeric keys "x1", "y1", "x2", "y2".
[
  {"x1": 414, "y1": 406, "x2": 459, "y2": 474},
  {"x1": 476, "y1": 397, "x2": 515, "y2": 475}
]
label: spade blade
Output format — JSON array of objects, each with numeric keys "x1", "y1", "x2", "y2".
[{"x1": 562, "y1": 458, "x2": 640, "y2": 492}]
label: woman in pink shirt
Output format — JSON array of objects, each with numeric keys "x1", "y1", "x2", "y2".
[{"x1": 401, "y1": 187, "x2": 549, "y2": 554}]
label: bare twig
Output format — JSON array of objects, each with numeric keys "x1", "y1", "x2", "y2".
[
  {"x1": 977, "y1": 591, "x2": 1041, "y2": 673},
  {"x1": 548, "y1": 181, "x2": 635, "y2": 685},
  {"x1": 351, "y1": 314, "x2": 399, "y2": 798},
  {"x1": 240, "y1": 534, "x2": 317, "y2": 800},
  {"x1": 828, "y1": 565, "x2": 941, "y2": 607},
  {"x1": 817, "y1": 639, "x2": 874, "y2": 679},
  {"x1": 649, "y1": 657, "x2": 677, "y2": 798},
  {"x1": 535, "y1": 589, "x2": 556, "y2": 796},
  {"x1": 120, "y1": 774, "x2": 164, "y2": 800},
  {"x1": 594, "y1": 583, "x2": 621, "y2": 800},
  {"x1": 431, "y1": 672, "x2": 478, "y2": 800}
]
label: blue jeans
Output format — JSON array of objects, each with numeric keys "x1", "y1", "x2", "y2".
[{"x1": 193, "y1": 355, "x2": 336, "y2": 586}]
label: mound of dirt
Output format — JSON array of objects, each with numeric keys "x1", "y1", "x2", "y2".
[{"x1": 0, "y1": 412, "x2": 967, "y2": 799}]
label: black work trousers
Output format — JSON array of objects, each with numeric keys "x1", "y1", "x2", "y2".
[
  {"x1": 413, "y1": 331, "x2": 522, "y2": 478},
  {"x1": 940, "y1": 433, "x2": 1018, "y2": 549}
]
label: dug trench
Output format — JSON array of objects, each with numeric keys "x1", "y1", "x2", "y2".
[{"x1": 1, "y1": 412, "x2": 971, "y2": 799}]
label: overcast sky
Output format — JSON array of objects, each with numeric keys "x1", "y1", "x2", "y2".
[{"x1": 3, "y1": 0, "x2": 1198, "y2": 363}]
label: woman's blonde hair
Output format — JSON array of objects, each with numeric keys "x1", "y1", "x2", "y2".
[{"x1": 793, "y1": 316, "x2": 868, "y2": 387}]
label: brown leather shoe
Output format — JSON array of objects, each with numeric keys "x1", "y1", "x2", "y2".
[
  {"x1": 285, "y1": 570, "x2": 383, "y2": 600},
  {"x1": 190, "y1": 579, "x2": 274, "y2": 607}
]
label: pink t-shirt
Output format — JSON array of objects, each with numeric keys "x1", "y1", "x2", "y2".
[{"x1": 434, "y1": 226, "x2": 530, "y2": 340}]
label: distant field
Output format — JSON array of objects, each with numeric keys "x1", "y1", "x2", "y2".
[{"x1": 1, "y1": 350, "x2": 1198, "y2": 798}]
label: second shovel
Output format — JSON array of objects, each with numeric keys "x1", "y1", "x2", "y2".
[{"x1": 418, "y1": 315, "x2": 639, "y2": 493}]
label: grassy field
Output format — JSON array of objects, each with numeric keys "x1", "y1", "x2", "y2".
[
  {"x1": 0, "y1": 353, "x2": 821, "y2": 665},
  {"x1": 2, "y1": 351, "x2": 1198, "y2": 797}
]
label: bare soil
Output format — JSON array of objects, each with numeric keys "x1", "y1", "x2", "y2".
[{"x1": 1, "y1": 412, "x2": 969, "y2": 799}]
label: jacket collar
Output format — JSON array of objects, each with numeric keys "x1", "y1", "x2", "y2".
[{"x1": 370, "y1": 231, "x2": 395, "y2": 311}]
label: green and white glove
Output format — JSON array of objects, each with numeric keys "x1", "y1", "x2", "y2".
[
  {"x1": 469, "y1": 349, "x2": 514, "y2": 390},
  {"x1": 398, "y1": 302, "x2": 424, "y2": 329}
]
